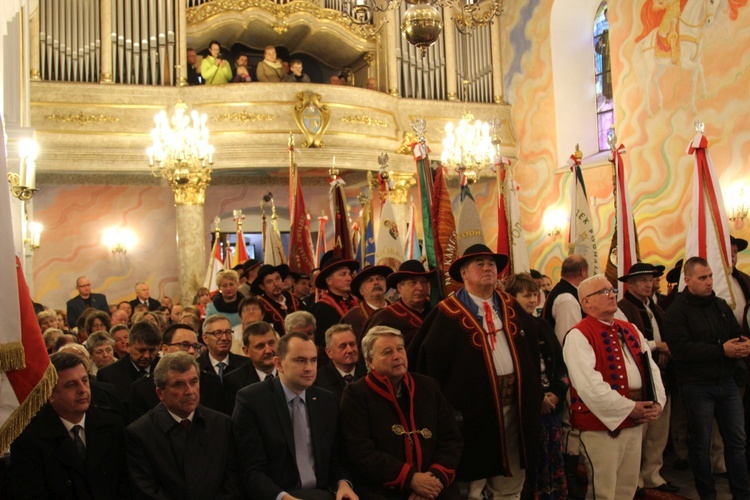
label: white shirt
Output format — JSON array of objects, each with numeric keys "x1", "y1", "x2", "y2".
[
  {"x1": 60, "y1": 414, "x2": 87, "y2": 447},
  {"x1": 552, "y1": 290, "x2": 583, "y2": 346},
  {"x1": 468, "y1": 293, "x2": 514, "y2": 376},
  {"x1": 563, "y1": 318, "x2": 666, "y2": 431},
  {"x1": 255, "y1": 367, "x2": 277, "y2": 381},
  {"x1": 209, "y1": 353, "x2": 229, "y2": 375}
]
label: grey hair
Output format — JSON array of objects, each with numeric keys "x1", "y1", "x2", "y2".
[
  {"x1": 284, "y1": 311, "x2": 316, "y2": 334},
  {"x1": 577, "y1": 274, "x2": 610, "y2": 306},
  {"x1": 202, "y1": 314, "x2": 231, "y2": 336},
  {"x1": 325, "y1": 324, "x2": 354, "y2": 348},
  {"x1": 361, "y1": 326, "x2": 403, "y2": 364},
  {"x1": 153, "y1": 352, "x2": 200, "y2": 390}
]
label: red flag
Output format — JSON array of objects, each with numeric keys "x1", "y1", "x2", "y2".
[
  {"x1": 315, "y1": 212, "x2": 329, "y2": 267},
  {"x1": 288, "y1": 145, "x2": 316, "y2": 274},
  {"x1": 203, "y1": 233, "x2": 224, "y2": 294},
  {"x1": 431, "y1": 165, "x2": 460, "y2": 296},
  {"x1": 330, "y1": 178, "x2": 354, "y2": 260}
]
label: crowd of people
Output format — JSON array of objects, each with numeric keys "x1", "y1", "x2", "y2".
[
  {"x1": 186, "y1": 41, "x2": 379, "y2": 91},
  {"x1": 8, "y1": 235, "x2": 750, "y2": 499}
]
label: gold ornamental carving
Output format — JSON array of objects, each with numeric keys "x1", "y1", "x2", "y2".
[
  {"x1": 212, "y1": 111, "x2": 275, "y2": 124},
  {"x1": 187, "y1": 0, "x2": 377, "y2": 40},
  {"x1": 340, "y1": 114, "x2": 387, "y2": 128},
  {"x1": 45, "y1": 111, "x2": 120, "y2": 125},
  {"x1": 388, "y1": 172, "x2": 416, "y2": 205},
  {"x1": 293, "y1": 92, "x2": 331, "y2": 148},
  {"x1": 364, "y1": 52, "x2": 376, "y2": 67},
  {"x1": 396, "y1": 130, "x2": 431, "y2": 155},
  {"x1": 171, "y1": 174, "x2": 211, "y2": 206}
]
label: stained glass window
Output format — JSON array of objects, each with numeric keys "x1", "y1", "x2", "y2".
[{"x1": 594, "y1": 2, "x2": 613, "y2": 151}]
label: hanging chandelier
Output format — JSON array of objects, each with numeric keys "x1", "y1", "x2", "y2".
[
  {"x1": 441, "y1": 112, "x2": 501, "y2": 183},
  {"x1": 147, "y1": 101, "x2": 214, "y2": 205}
]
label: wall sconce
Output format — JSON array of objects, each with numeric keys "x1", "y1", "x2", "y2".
[
  {"x1": 728, "y1": 186, "x2": 749, "y2": 223},
  {"x1": 8, "y1": 138, "x2": 39, "y2": 201},
  {"x1": 24, "y1": 221, "x2": 42, "y2": 251},
  {"x1": 544, "y1": 209, "x2": 567, "y2": 238},
  {"x1": 103, "y1": 227, "x2": 136, "y2": 255}
]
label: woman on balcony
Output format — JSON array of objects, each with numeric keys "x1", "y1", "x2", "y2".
[
  {"x1": 256, "y1": 46, "x2": 286, "y2": 82},
  {"x1": 201, "y1": 40, "x2": 233, "y2": 85}
]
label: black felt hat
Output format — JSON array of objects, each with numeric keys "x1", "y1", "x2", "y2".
[
  {"x1": 731, "y1": 236, "x2": 748, "y2": 252},
  {"x1": 350, "y1": 265, "x2": 393, "y2": 300},
  {"x1": 666, "y1": 259, "x2": 684, "y2": 284},
  {"x1": 251, "y1": 264, "x2": 290, "y2": 295},
  {"x1": 448, "y1": 244, "x2": 508, "y2": 284},
  {"x1": 315, "y1": 251, "x2": 360, "y2": 290},
  {"x1": 386, "y1": 260, "x2": 435, "y2": 289},
  {"x1": 617, "y1": 262, "x2": 665, "y2": 282}
]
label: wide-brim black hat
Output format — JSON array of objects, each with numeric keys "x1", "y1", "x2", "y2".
[
  {"x1": 386, "y1": 260, "x2": 435, "y2": 289},
  {"x1": 290, "y1": 271, "x2": 310, "y2": 282},
  {"x1": 448, "y1": 244, "x2": 509, "y2": 284},
  {"x1": 350, "y1": 265, "x2": 393, "y2": 300},
  {"x1": 315, "y1": 251, "x2": 360, "y2": 289},
  {"x1": 731, "y1": 236, "x2": 748, "y2": 252},
  {"x1": 251, "y1": 264, "x2": 290, "y2": 295},
  {"x1": 666, "y1": 259, "x2": 683, "y2": 284},
  {"x1": 617, "y1": 262, "x2": 665, "y2": 282},
  {"x1": 241, "y1": 259, "x2": 261, "y2": 278}
]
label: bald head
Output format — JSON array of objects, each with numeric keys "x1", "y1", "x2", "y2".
[
  {"x1": 578, "y1": 274, "x2": 618, "y2": 321},
  {"x1": 561, "y1": 255, "x2": 589, "y2": 286}
]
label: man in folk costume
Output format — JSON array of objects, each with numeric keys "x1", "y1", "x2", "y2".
[
  {"x1": 563, "y1": 274, "x2": 666, "y2": 500},
  {"x1": 730, "y1": 236, "x2": 750, "y2": 334},
  {"x1": 309, "y1": 250, "x2": 361, "y2": 351},
  {"x1": 363, "y1": 260, "x2": 435, "y2": 349},
  {"x1": 251, "y1": 264, "x2": 302, "y2": 336},
  {"x1": 341, "y1": 264, "x2": 393, "y2": 339},
  {"x1": 615, "y1": 263, "x2": 680, "y2": 495},
  {"x1": 410, "y1": 243, "x2": 541, "y2": 499}
]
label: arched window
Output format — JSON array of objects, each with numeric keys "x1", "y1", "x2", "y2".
[{"x1": 593, "y1": 2, "x2": 613, "y2": 151}]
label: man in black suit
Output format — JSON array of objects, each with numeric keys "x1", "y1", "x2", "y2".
[
  {"x1": 11, "y1": 352, "x2": 128, "y2": 499},
  {"x1": 126, "y1": 352, "x2": 242, "y2": 498},
  {"x1": 66, "y1": 275, "x2": 109, "y2": 329},
  {"x1": 97, "y1": 320, "x2": 161, "y2": 408},
  {"x1": 315, "y1": 324, "x2": 365, "y2": 402},
  {"x1": 130, "y1": 323, "x2": 225, "y2": 421},
  {"x1": 224, "y1": 321, "x2": 279, "y2": 413},
  {"x1": 232, "y1": 332, "x2": 358, "y2": 500},
  {"x1": 199, "y1": 314, "x2": 249, "y2": 383},
  {"x1": 129, "y1": 281, "x2": 161, "y2": 312}
]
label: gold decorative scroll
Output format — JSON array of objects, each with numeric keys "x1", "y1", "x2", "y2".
[
  {"x1": 389, "y1": 172, "x2": 416, "y2": 205},
  {"x1": 340, "y1": 114, "x2": 387, "y2": 128},
  {"x1": 293, "y1": 92, "x2": 331, "y2": 148},
  {"x1": 45, "y1": 112, "x2": 120, "y2": 125},
  {"x1": 211, "y1": 111, "x2": 275, "y2": 123}
]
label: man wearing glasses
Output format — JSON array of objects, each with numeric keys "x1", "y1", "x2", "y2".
[
  {"x1": 130, "y1": 323, "x2": 227, "y2": 421},
  {"x1": 563, "y1": 274, "x2": 666, "y2": 500},
  {"x1": 199, "y1": 315, "x2": 249, "y2": 384}
]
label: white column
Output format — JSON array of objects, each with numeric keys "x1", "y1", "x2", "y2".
[
  {"x1": 175, "y1": 204, "x2": 206, "y2": 306},
  {"x1": 100, "y1": 0, "x2": 113, "y2": 83},
  {"x1": 385, "y1": 9, "x2": 399, "y2": 97},
  {"x1": 490, "y1": 18, "x2": 505, "y2": 104},
  {"x1": 176, "y1": 0, "x2": 188, "y2": 86}
]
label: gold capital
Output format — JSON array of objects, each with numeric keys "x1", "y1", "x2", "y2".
[{"x1": 388, "y1": 172, "x2": 416, "y2": 205}]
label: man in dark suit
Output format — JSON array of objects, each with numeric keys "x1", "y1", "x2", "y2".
[
  {"x1": 11, "y1": 352, "x2": 128, "y2": 499},
  {"x1": 130, "y1": 323, "x2": 225, "y2": 421},
  {"x1": 66, "y1": 275, "x2": 109, "y2": 329},
  {"x1": 126, "y1": 352, "x2": 242, "y2": 498},
  {"x1": 224, "y1": 321, "x2": 279, "y2": 414},
  {"x1": 97, "y1": 320, "x2": 161, "y2": 408},
  {"x1": 315, "y1": 324, "x2": 366, "y2": 402},
  {"x1": 199, "y1": 314, "x2": 250, "y2": 383},
  {"x1": 232, "y1": 332, "x2": 357, "y2": 500},
  {"x1": 129, "y1": 281, "x2": 161, "y2": 312}
]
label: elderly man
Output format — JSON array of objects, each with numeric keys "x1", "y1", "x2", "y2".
[
  {"x1": 66, "y1": 275, "x2": 110, "y2": 329},
  {"x1": 563, "y1": 274, "x2": 666, "y2": 500},
  {"x1": 664, "y1": 256, "x2": 750, "y2": 500},
  {"x1": 341, "y1": 326, "x2": 463, "y2": 499},
  {"x1": 309, "y1": 251, "x2": 361, "y2": 350},
  {"x1": 341, "y1": 265, "x2": 392, "y2": 338},
  {"x1": 410, "y1": 243, "x2": 541, "y2": 499},
  {"x1": 126, "y1": 352, "x2": 241, "y2": 498},
  {"x1": 252, "y1": 264, "x2": 303, "y2": 336},
  {"x1": 199, "y1": 314, "x2": 249, "y2": 384},
  {"x1": 285, "y1": 310, "x2": 317, "y2": 338},
  {"x1": 224, "y1": 321, "x2": 280, "y2": 413},
  {"x1": 615, "y1": 262, "x2": 678, "y2": 495},
  {"x1": 363, "y1": 260, "x2": 433, "y2": 348},
  {"x1": 315, "y1": 324, "x2": 366, "y2": 401},
  {"x1": 129, "y1": 281, "x2": 161, "y2": 312},
  {"x1": 11, "y1": 352, "x2": 128, "y2": 498},
  {"x1": 130, "y1": 323, "x2": 224, "y2": 421},
  {"x1": 232, "y1": 332, "x2": 357, "y2": 499}
]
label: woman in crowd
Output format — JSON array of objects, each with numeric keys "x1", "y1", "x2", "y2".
[
  {"x1": 110, "y1": 324, "x2": 130, "y2": 358},
  {"x1": 86, "y1": 331, "x2": 116, "y2": 375},
  {"x1": 256, "y1": 45, "x2": 285, "y2": 82},
  {"x1": 42, "y1": 328, "x2": 63, "y2": 354},
  {"x1": 205, "y1": 269, "x2": 243, "y2": 326},
  {"x1": 81, "y1": 310, "x2": 111, "y2": 343},
  {"x1": 37, "y1": 309, "x2": 59, "y2": 332},
  {"x1": 506, "y1": 273, "x2": 568, "y2": 499},
  {"x1": 54, "y1": 309, "x2": 67, "y2": 330}
]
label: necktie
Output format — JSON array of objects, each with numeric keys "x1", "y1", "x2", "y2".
[
  {"x1": 292, "y1": 397, "x2": 316, "y2": 489},
  {"x1": 483, "y1": 301, "x2": 497, "y2": 351},
  {"x1": 138, "y1": 369, "x2": 148, "y2": 378},
  {"x1": 216, "y1": 362, "x2": 226, "y2": 382},
  {"x1": 265, "y1": 373, "x2": 274, "y2": 381},
  {"x1": 71, "y1": 425, "x2": 86, "y2": 458},
  {"x1": 343, "y1": 374, "x2": 354, "y2": 384},
  {"x1": 180, "y1": 419, "x2": 191, "y2": 432}
]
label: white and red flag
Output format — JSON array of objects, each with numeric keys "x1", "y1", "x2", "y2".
[
  {"x1": 495, "y1": 156, "x2": 530, "y2": 278},
  {"x1": 568, "y1": 151, "x2": 601, "y2": 275},
  {"x1": 607, "y1": 142, "x2": 638, "y2": 299},
  {"x1": 202, "y1": 223, "x2": 224, "y2": 295}
]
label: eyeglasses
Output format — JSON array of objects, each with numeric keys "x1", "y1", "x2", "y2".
[
  {"x1": 585, "y1": 288, "x2": 618, "y2": 298},
  {"x1": 206, "y1": 329, "x2": 233, "y2": 338},
  {"x1": 169, "y1": 341, "x2": 203, "y2": 351}
]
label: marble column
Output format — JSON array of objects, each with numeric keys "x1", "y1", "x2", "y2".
[
  {"x1": 490, "y1": 18, "x2": 505, "y2": 104},
  {"x1": 443, "y1": 7, "x2": 458, "y2": 101},
  {"x1": 176, "y1": 0, "x2": 188, "y2": 87},
  {"x1": 388, "y1": 172, "x2": 416, "y2": 237},
  {"x1": 385, "y1": 9, "x2": 399, "y2": 97},
  {"x1": 100, "y1": 0, "x2": 113, "y2": 83},
  {"x1": 175, "y1": 203, "x2": 206, "y2": 306}
]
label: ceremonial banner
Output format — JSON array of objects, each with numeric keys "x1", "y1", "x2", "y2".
[
  {"x1": 356, "y1": 201, "x2": 376, "y2": 268},
  {"x1": 232, "y1": 231, "x2": 249, "y2": 268},
  {"x1": 682, "y1": 129, "x2": 734, "y2": 305},
  {"x1": 315, "y1": 212, "x2": 329, "y2": 267},
  {"x1": 606, "y1": 143, "x2": 639, "y2": 299},
  {"x1": 431, "y1": 164, "x2": 459, "y2": 295},
  {"x1": 375, "y1": 198, "x2": 404, "y2": 269},
  {"x1": 568, "y1": 154, "x2": 601, "y2": 275},
  {"x1": 288, "y1": 138, "x2": 316, "y2": 274},
  {"x1": 404, "y1": 203, "x2": 422, "y2": 262},
  {"x1": 202, "y1": 233, "x2": 224, "y2": 294},
  {"x1": 496, "y1": 159, "x2": 530, "y2": 277},
  {"x1": 329, "y1": 176, "x2": 354, "y2": 260}
]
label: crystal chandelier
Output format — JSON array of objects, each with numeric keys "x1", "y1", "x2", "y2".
[
  {"x1": 441, "y1": 112, "x2": 500, "y2": 183},
  {"x1": 147, "y1": 101, "x2": 214, "y2": 205}
]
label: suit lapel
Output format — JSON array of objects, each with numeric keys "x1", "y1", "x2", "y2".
[
  {"x1": 270, "y1": 379, "x2": 296, "y2": 460},
  {"x1": 40, "y1": 409, "x2": 86, "y2": 474}
]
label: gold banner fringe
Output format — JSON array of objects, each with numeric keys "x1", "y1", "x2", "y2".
[
  {"x1": 0, "y1": 363, "x2": 58, "y2": 452},
  {"x1": 0, "y1": 342, "x2": 25, "y2": 372}
]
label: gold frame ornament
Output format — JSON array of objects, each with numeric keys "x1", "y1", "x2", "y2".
[{"x1": 293, "y1": 92, "x2": 331, "y2": 148}]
